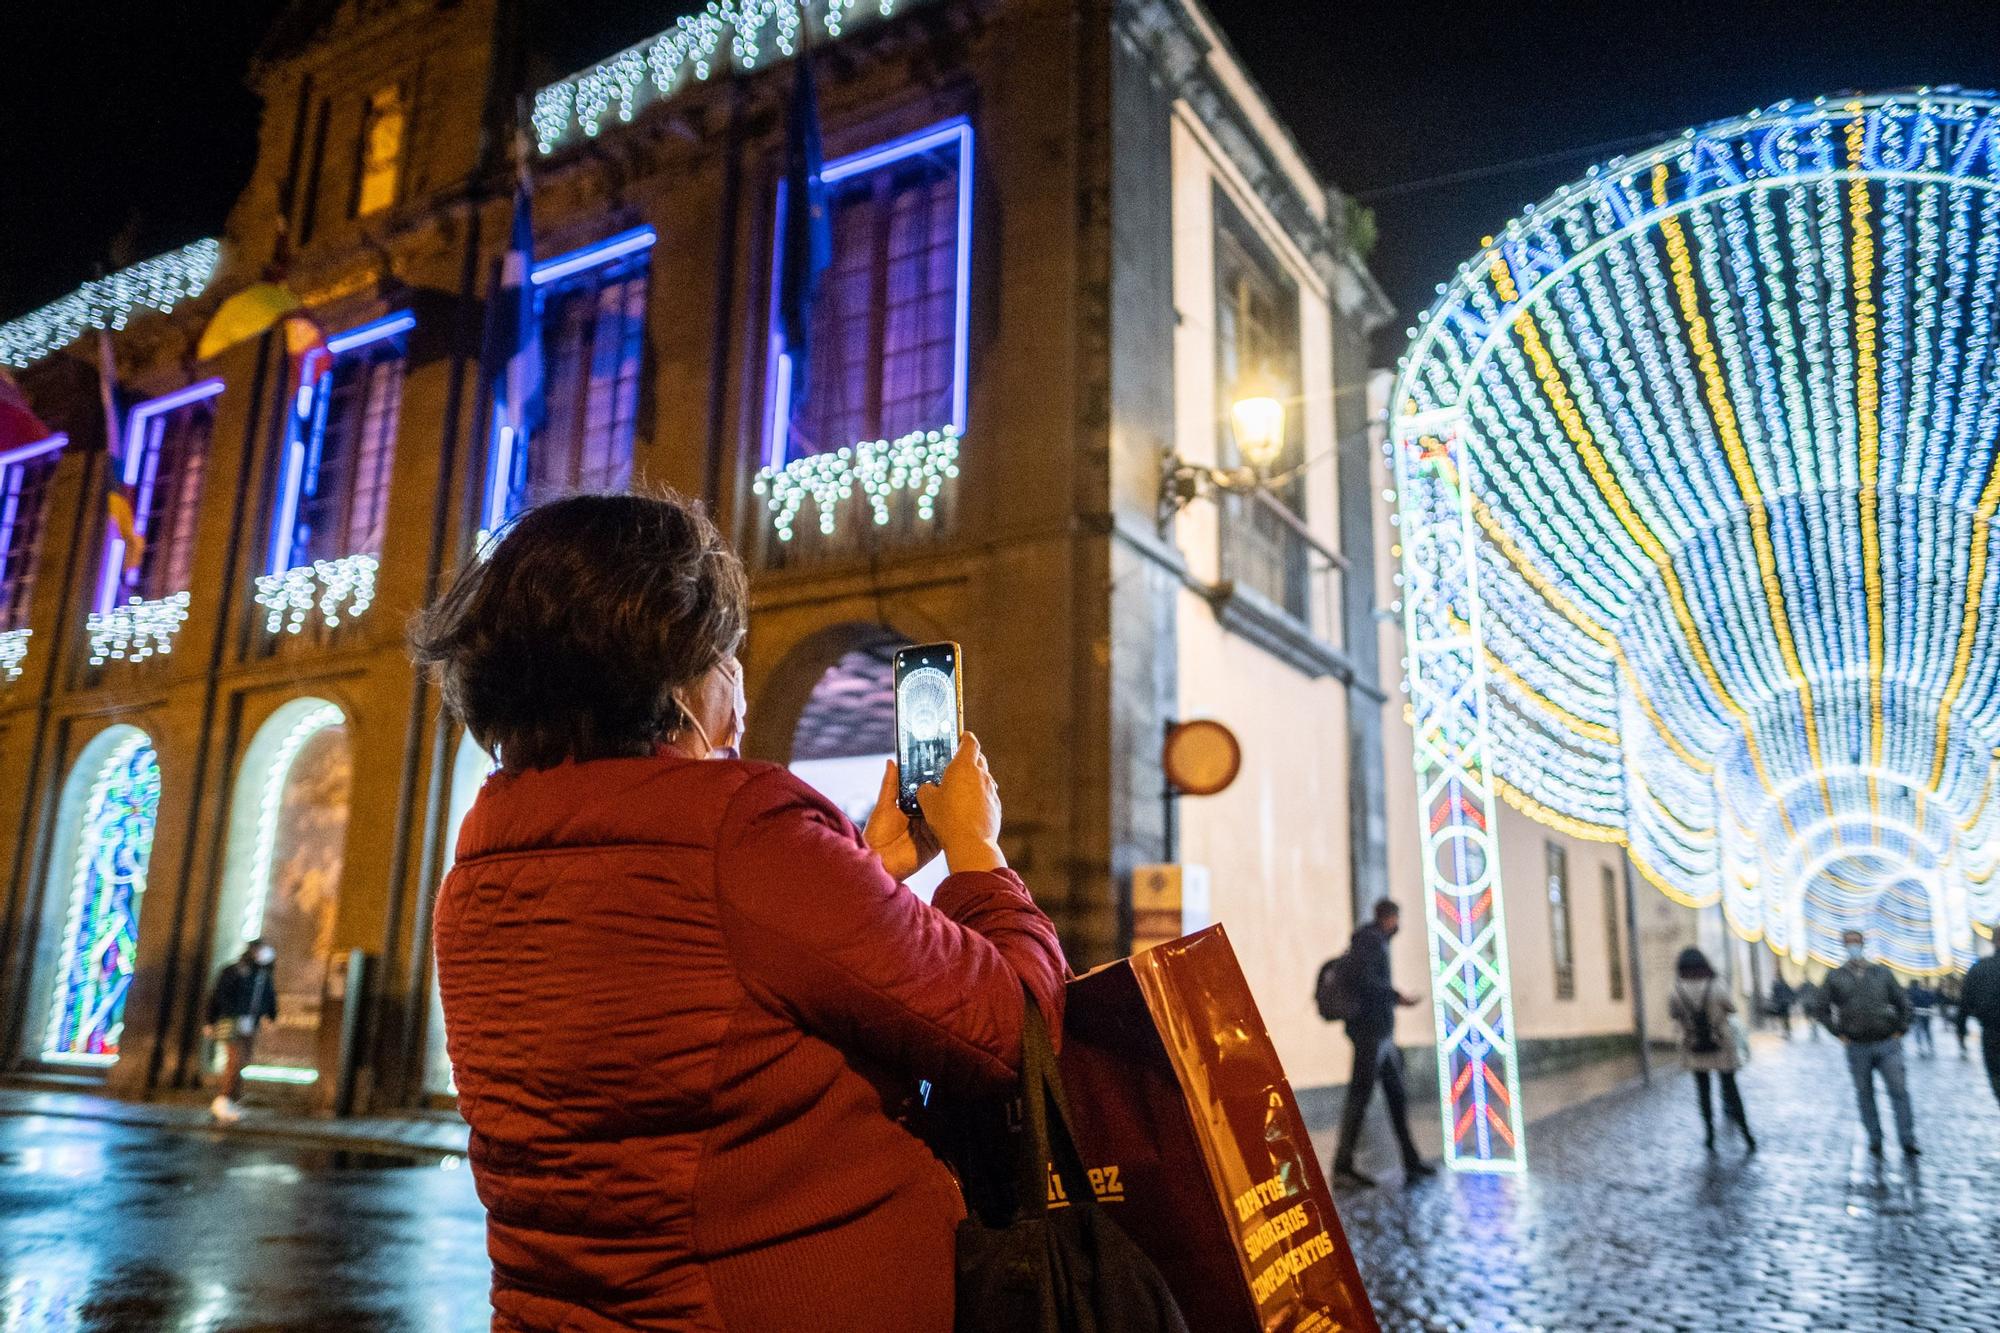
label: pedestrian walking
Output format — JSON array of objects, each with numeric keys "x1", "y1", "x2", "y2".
[
  {"x1": 1808, "y1": 929, "x2": 1920, "y2": 1157},
  {"x1": 1796, "y1": 980, "x2": 1822, "y2": 1041},
  {"x1": 415, "y1": 493, "x2": 1068, "y2": 1332},
  {"x1": 1768, "y1": 976, "x2": 1796, "y2": 1038},
  {"x1": 1906, "y1": 979, "x2": 1938, "y2": 1056},
  {"x1": 1959, "y1": 950, "x2": 2000, "y2": 1108},
  {"x1": 205, "y1": 939, "x2": 277, "y2": 1124},
  {"x1": 1666, "y1": 948, "x2": 1756, "y2": 1152},
  {"x1": 1939, "y1": 973, "x2": 1967, "y2": 1056},
  {"x1": 1327, "y1": 900, "x2": 1433, "y2": 1189}
]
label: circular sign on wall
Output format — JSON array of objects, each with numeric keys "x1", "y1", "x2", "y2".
[{"x1": 1162, "y1": 719, "x2": 1241, "y2": 797}]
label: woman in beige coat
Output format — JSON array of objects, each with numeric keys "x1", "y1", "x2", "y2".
[{"x1": 1666, "y1": 947, "x2": 1756, "y2": 1152}]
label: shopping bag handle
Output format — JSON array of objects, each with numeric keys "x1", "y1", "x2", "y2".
[{"x1": 1015, "y1": 985, "x2": 1098, "y2": 1219}]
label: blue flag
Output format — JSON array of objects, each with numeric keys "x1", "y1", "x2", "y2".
[
  {"x1": 778, "y1": 51, "x2": 832, "y2": 421},
  {"x1": 489, "y1": 178, "x2": 544, "y2": 523}
]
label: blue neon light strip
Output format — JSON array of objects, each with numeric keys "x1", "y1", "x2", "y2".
[
  {"x1": 530, "y1": 227, "x2": 657, "y2": 286},
  {"x1": 96, "y1": 380, "x2": 225, "y2": 615},
  {"x1": 763, "y1": 117, "x2": 973, "y2": 468},
  {"x1": 268, "y1": 313, "x2": 412, "y2": 576}
]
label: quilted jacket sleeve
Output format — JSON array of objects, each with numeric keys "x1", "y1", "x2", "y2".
[{"x1": 714, "y1": 767, "x2": 1069, "y2": 1096}]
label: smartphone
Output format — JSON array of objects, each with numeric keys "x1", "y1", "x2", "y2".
[{"x1": 894, "y1": 641, "x2": 964, "y2": 816}]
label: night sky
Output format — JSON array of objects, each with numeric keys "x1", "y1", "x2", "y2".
[{"x1": 5, "y1": 1, "x2": 2000, "y2": 351}]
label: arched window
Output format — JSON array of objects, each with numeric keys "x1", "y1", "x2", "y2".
[
  {"x1": 213, "y1": 699, "x2": 351, "y2": 1082},
  {"x1": 787, "y1": 643, "x2": 946, "y2": 902},
  {"x1": 423, "y1": 731, "x2": 496, "y2": 1097},
  {"x1": 37, "y1": 725, "x2": 160, "y2": 1065}
]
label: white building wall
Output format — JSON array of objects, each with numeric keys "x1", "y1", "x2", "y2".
[{"x1": 1167, "y1": 108, "x2": 1357, "y2": 1092}]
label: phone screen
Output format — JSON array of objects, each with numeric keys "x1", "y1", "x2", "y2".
[{"x1": 895, "y1": 642, "x2": 962, "y2": 816}]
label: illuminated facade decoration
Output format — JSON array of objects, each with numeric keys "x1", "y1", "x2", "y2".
[
  {"x1": 87, "y1": 380, "x2": 223, "y2": 665},
  {"x1": 482, "y1": 228, "x2": 656, "y2": 535},
  {"x1": 0, "y1": 432, "x2": 65, "y2": 680},
  {"x1": 239, "y1": 701, "x2": 346, "y2": 944},
  {"x1": 258, "y1": 312, "x2": 409, "y2": 632},
  {"x1": 43, "y1": 732, "x2": 161, "y2": 1064},
  {"x1": 1393, "y1": 90, "x2": 2000, "y2": 1142},
  {"x1": 531, "y1": 0, "x2": 924, "y2": 154},
  {"x1": 753, "y1": 119, "x2": 973, "y2": 541},
  {"x1": 0, "y1": 240, "x2": 221, "y2": 369}
]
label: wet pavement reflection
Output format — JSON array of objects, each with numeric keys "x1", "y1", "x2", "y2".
[
  {"x1": 1333, "y1": 1030, "x2": 2000, "y2": 1329},
  {"x1": 0, "y1": 1113, "x2": 487, "y2": 1331}
]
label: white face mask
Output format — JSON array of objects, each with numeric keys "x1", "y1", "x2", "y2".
[
  {"x1": 676, "y1": 659, "x2": 746, "y2": 760},
  {"x1": 254, "y1": 947, "x2": 276, "y2": 966}
]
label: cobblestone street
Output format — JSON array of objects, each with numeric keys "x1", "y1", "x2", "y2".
[
  {"x1": 1334, "y1": 1032, "x2": 2000, "y2": 1331},
  {"x1": 0, "y1": 1032, "x2": 1993, "y2": 1329}
]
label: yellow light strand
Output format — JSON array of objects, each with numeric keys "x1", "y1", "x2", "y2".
[
  {"x1": 1652, "y1": 165, "x2": 1830, "y2": 826},
  {"x1": 1845, "y1": 112, "x2": 1886, "y2": 813},
  {"x1": 1471, "y1": 499, "x2": 1714, "y2": 774}
]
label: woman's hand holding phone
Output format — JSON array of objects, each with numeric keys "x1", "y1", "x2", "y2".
[
  {"x1": 865, "y1": 760, "x2": 941, "y2": 882},
  {"x1": 917, "y1": 732, "x2": 1006, "y2": 874}
]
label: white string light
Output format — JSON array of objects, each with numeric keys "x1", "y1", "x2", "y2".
[
  {"x1": 252, "y1": 554, "x2": 378, "y2": 635},
  {"x1": 0, "y1": 628, "x2": 28, "y2": 682},
  {"x1": 533, "y1": 0, "x2": 918, "y2": 153},
  {"x1": 752, "y1": 427, "x2": 959, "y2": 541},
  {"x1": 0, "y1": 240, "x2": 221, "y2": 369},
  {"x1": 85, "y1": 593, "x2": 190, "y2": 667}
]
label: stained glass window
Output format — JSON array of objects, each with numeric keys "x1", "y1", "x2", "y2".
[{"x1": 44, "y1": 735, "x2": 160, "y2": 1063}]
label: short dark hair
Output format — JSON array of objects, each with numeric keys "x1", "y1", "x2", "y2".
[
  {"x1": 411, "y1": 492, "x2": 746, "y2": 770},
  {"x1": 1372, "y1": 899, "x2": 1401, "y2": 924},
  {"x1": 1675, "y1": 947, "x2": 1714, "y2": 981}
]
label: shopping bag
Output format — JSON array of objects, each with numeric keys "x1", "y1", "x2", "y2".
[
  {"x1": 953, "y1": 990, "x2": 1191, "y2": 1333},
  {"x1": 1058, "y1": 925, "x2": 1379, "y2": 1333}
]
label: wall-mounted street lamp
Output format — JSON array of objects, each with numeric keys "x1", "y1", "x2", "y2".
[{"x1": 1163, "y1": 392, "x2": 1290, "y2": 512}]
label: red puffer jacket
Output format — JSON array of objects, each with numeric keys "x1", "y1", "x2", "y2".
[{"x1": 435, "y1": 752, "x2": 1068, "y2": 1332}]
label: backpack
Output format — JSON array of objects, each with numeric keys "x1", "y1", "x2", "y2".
[
  {"x1": 1685, "y1": 982, "x2": 1721, "y2": 1054},
  {"x1": 1315, "y1": 955, "x2": 1352, "y2": 1023}
]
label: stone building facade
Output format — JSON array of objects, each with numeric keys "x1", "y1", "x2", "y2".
[{"x1": 0, "y1": 0, "x2": 1684, "y2": 1124}]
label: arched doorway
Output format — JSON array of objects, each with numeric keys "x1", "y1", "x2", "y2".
[
  {"x1": 785, "y1": 638, "x2": 947, "y2": 901},
  {"x1": 212, "y1": 699, "x2": 351, "y2": 1083},
  {"x1": 423, "y1": 731, "x2": 496, "y2": 1097},
  {"x1": 31, "y1": 725, "x2": 160, "y2": 1067}
]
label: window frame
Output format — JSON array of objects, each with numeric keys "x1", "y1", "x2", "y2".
[
  {"x1": 351, "y1": 81, "x2": 409, "y2": 220},
  {"x1": 481, "y1": 226, "x2": 657, "y2": 534},
  {"x1": 95, "y1": 380, "x2": 224, "y2": 616},
  {"x1": 1211, "y1": 189, "x2": 1310, "y2": 620},
  {"x1": 762, "y1": 116, "x2": 974, "y2": 471},
  {"x1": 266, "y1": 311, "x2": 413, "y2": 578},
  {"x1": 0, "y1": 432, "x2": 66, "y2": 634},
  {"x1": 1546, "y1": 841, "x2": 1576, "y2": 1001}
]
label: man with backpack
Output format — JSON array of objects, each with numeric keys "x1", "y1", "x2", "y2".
[
  {"x1": 1808, "y1": 928, "x2": 1919, "y2": 1157},
  {"x1": 1319, "y1": 899, "x2": 1431, "y2": 1188}
]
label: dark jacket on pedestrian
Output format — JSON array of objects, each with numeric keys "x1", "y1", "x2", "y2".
[
  {"x1": 1960, "y1": 954, "x2": 2000, "y2": 1037},
  {"x1": 1343, "y1": 922, "x2": 1401, "y2": 1035},
  {"x1": 435, "y1": 752, "x2": 1068, "y2": 1333},
  {"x1": 205, "y1": 961, "x2": 276, "y2": 1028},
  {"x1": 1769, "y1": 978, "x2": 1795, "y2": 1013},
  {"x1": 1809, "y1": 962, "x2": 1911, "y2": 1042}
]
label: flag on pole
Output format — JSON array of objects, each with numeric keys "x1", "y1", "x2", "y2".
[
  {"x1": 485, "y1": 145, "x2": 545, "y2": 525},
  {"x1": 96, "y1": 325, "x2": 145, "y2": 576},
  {"x1": 777, "y1": 47, "x2": 832, "y2": 422}
]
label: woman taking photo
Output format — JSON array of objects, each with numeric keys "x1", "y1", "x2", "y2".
[
  {"x1": 414, "y1": 493, "x2": 1067, "y2": 1333},
  {"x1": 1667, "y1": 947, "x2": 1756, "y2": 1153}
]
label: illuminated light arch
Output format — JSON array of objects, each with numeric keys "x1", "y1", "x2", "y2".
[
  {"x1": 1393, "y1": 89, "x2": 2000, "y2": 1171},
  {"x1": 37, "y1": 725, "x2": 160, "y2": 1065}
]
